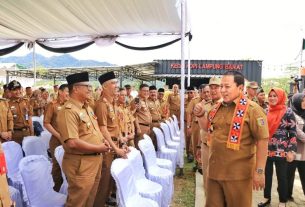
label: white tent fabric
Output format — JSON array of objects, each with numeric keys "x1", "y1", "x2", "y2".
[{"x1": 0, "y1": 0, "x2": 186, "y2": 43}]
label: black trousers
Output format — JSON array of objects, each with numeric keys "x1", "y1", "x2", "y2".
[
  {"x1": 287, "y1": 160, "x2": 305, "y2": 197},
  {"x1": 264, "y1": 157, "x2": 288, "y2": 203}
]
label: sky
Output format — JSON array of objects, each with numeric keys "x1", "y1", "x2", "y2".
[{"x1": 4, "y1": 0, "x2": 305, "y2": 77}]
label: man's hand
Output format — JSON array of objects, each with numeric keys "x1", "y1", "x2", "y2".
[
  {"x1": 98, "y1": 143, "x2": 111, "y2": 153},
  {"x1": 120, "y1": 137, "x2": 128, "y2": 143},
  {"x1": 196, "y1": 148, "x2": 201, "y2": 163},
  {"x1": 253, "y1": 171, "x2": 265, "y2": 191},
  {"x1": 0, "y1": 132, "x2": 10, "y2": 140},
  {"x1": 187, "y1": 127, "x2": 192, "y2": 136},
  {"x1": 115, "y1": 148, "x2": 128, "y2": 159}
]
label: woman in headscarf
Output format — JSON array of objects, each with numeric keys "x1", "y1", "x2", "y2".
[
  {"x1": 287, "y1": 93, "x2": 305, "y2": 201},
  {"x1": 258, "y1": 88, "x2": 297, "y2": 207}
]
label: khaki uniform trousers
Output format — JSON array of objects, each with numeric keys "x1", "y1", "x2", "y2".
[
  {"x1": 205, "y1": 178, "x2": 252, "y2": 207},
  {"x1": 184, "y1": 124, "x2": 192, "y2": 156},
  {"x1": 49, "y1": 136, "x2": 63, "y2": 192},
  {"x1": 12, "y1": 128, "x2": 30, "y2": 145},
  {"x1": 93, "y1": 152, "x2": 114, "y2": 207},
  {"x1": 201, "y1": 142, "x2": 209, "y2": 195},
  {"x1": 135, "y1": 125, "x2": 150, "y2": 149},
  {"x1": 150, "y1": 122, "x2": 160, "y2": 150},
  {"x1": 169, "y1": 109, "x2": 180, "y2": 122},
  {"x1": 63, "y1": 153, "x2": 102, "y2": 207},
  {"x1": 191, "y1": 122, "x2": 201, "y2": 167}
]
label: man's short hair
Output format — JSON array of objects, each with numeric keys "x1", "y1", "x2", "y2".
[
  {"x1": 223, "y1": 71, "x2": 245, "y2": 86},
  {"x1": 119, "y1": 87, "x2": 126, "y2": 92},
  {"x1": 139, "y1": 83, "x2": 149, "y2": 90},
  {"x1": 59, "y1": 84, "x2": 68, "y2": 91},
  {"x1": 25, "y1": 87, "x2": 31, "y2": 90},
  {"x1": 124, "y1": 84, "x2": 131, "y2": 89},
  {"x1": 199, "y1": 84, "x2": 209, "y2": 90}
]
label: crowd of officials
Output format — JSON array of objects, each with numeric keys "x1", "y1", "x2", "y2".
[{"x1": 0, "y1": 70, "x2": 305, "y2": 207}]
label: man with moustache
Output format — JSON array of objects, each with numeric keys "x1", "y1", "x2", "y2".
[
  {"x1": 56, "y1": 72, "x2": 110, "y2": 207},
  {"x1": 168, "y1": 84, "x2": 180, "y2": 121},
  {"x1": 8, "y1": 80, "x2": 34, "y2": 145},
  {"x1": 194, "y1": 71, "x2": 269, "y2": 207},
  {"x1": 157, "y1": 88, "x2": 169, "y2": 121},
  {"x1": 94, "y1": 71, "x2": 128, "y2": 207},
  {"x1": 43, "y1": 84, "x2": 69, "y2": 192}
]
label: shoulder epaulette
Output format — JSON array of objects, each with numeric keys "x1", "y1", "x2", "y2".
[{"x1": 65, "y1": 103, "x2": 72, "y2": 109}]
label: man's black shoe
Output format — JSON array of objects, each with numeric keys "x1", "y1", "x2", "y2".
[
  {"x1": 187, "y1": 155, "x2": 194, "y2": 163},
  {"x1": 198, "y1": 169, "x2": 203, "y2": 175},
  {"x1": 106, "y1": 197, "x2": 116, "y2": 206}
]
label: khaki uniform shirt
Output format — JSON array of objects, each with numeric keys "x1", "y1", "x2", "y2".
[
  {"x1": 0, "y1": 99, "x2": 14, "y2": 133},
  {"x1": 126, "y1": 95, "x2": 134, "y2": 107},
  {"x1": 187, "y1": 97, "x2": 202, "y2": 123},
  {"x1": 117, "y1": 103, "x2": 127, "y2": 135},
  {"x1": 50, "y1": 92, "x2": 58, "y2": 101},
  {"x1": 147, "y1": 98, "x2": 161, "y2": 122},
  {"x1": 8, "y1": 98, "x2": 33, "y2": 129},
  {"x1": 167, "y1": 93, "x2": 180, "y2": 111},
  {"x1": 208, "y1": 99, "x2": 269, "y2": 181},
  {"x1": 30, "y1": 97, "x2": 43, "y2": 117},
  {"x1": 43, "y1": 99, "x2": 66, "y2": 132},
  {"x1": 56, "y1": 98, "x2": 103, "y2": 154},
  {"x1": 159, "y1": 99, "x2": 169, "y2": 120},
  {"x1": 95, "y1": 96, "x2": 120, "y2": 138},
  {"x1": 131, "y1": 98, "x2": 152, "y2": 126}
]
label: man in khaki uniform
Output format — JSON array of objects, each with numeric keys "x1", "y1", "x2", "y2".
[
  {"x1": 30, "y1": 90, "x2": 43, "y2": 117},
  {"x1": 158, "y1": 88, "x2": 169, "y2": 122},
  {"x1": 187, "y1": 84, "x2": 210, "y2": 172},
  {"x1": 130, "y1": 83, "x2": 152, "y2": 149},
  {"x1": 56, "y1": 72, "x2": 110, "y2": 207},
  {"x1": 168, "y1": 84, "x2": 180, "y2": 121},
  {"x1": 124, "y1": 84, "x2": 134, "y2": 106},
  {"x1": 184, "y1": 86, "x2": 195, "y2": 162},
  {"x1": 194, "y1": 71, "x2": 269, "y2": 207},
  {"x1": 194, "y1": 77, "x2": 222, "y2": 194},
  {"x1": 50, "y1": 84, "x2": 59, "y2": 101},
  {"x1": 0, "y1": 98, "x2": 13, "y2": 143},
  {"x1": 246, "y1": 81, "x2": 259, "y2": 104},
  {"x1": 8, "y1": 80, "x2": 34, "y2": 145},
  {"x1": 94, "y1": 72, "x2": 128, "y2": 207},
  {"x1": 117, "y1": 88, "x2": 135, "y2": 147},
  {"x1": 2, "y1": 84, "x2": 10, "y2": 99},
  {"x1": 24, "y1": 86, "x2": 33, "y2": 99},
  {"x1": 43, "y1": 84, "x2": 69, "y2": 192},
  {"x1": 147, "y1": 85, "x2": 162, "y2": 150}
]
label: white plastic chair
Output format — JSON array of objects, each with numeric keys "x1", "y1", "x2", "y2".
[
  {"x1": 127, "y1": 147, "x2": 163, "y2": 206},
  {"x1": 40, "y1": 131, "x2": 52, "y2": 151},
  {"x1": 54, "y1": 146, "x2": 68, "y2": 195},
  {"x1": 22, "y1": 136, "x2": 49, "y2": 158},
  {"x1": 138, "y1": 137, "x2": 173, "y2": 207},
  {"x1": 9, "y1": 186, "x2": 23, "y2": 207},
  {"x1": 143, "y1": 135, "x2": 173, "y2": 173},
  {"x1": 153, "y1": 127, "x2": 177, "y2": 172},
  {"x1": 19, "y1": 155, "x2": 67, "y2": 207},
  {"x1": 165, "y1": 120, "x2": 180, "y2": 142},
  {"x1": 111, "y1": 158, "x2": 159, "y2": 207},
  {"x1": 171, "y1": 115, "x2": 181, "y2": 136}
]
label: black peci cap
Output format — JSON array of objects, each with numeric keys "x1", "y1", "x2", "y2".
[
  {"x1": 8, "y1": 80, "x2": 21, "y2": 90},
  {"x1": 149, "y1": 85, "x2": 157, "y2": 91},
  {"x1": 186, "y1": 86, "x2": 195, "y2": 91},
  {"x1": 158, "y1": 88, "x2": 165, "y2": 93},
  {"x1": 66, "y1": 72, "x2": 89, "y2": 85},
  {"x1": 98, "y1": 71, "x2": 116, "y2": 85}
]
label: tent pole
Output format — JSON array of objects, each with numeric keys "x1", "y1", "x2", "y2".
[
  {"x1": 179, "y1": 0, "x2": 186, "y2": 172},
  {"x1": 33, "y1": 43, "x2": 36, "y2": 86},
  {"x1": 187, "y1": 38, "x2": 191, "y2": 86}
]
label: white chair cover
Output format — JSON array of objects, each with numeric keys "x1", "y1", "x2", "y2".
[
  {"x1": 165, "y1": 120, "x2": 180, "y2": 142},
  {"x1": 2, "y1": 141, "x2": 28, "y2": 205},
  {"x1": 138, "y1": 137, "x2": 173, "y2": 207},
  {"x1": 169, "y1": 117, "x2": 180, "y2": 137},
  {"x1": 143, "y1": 135, "x2": 174, "y2": 174},
  {"x1": 54, "y1": 146, "x2": 68, "y2": 195},
  {"x1": 40, "y1": 131, "x2": 52, "y2": 151},
  {"x1": 9, "y1": 186, "x2": 23, "y2": 207},
  {"x1": 172, "y1": 115, "x2": 180, "y2": 134},
  {"x1": 127, "y1": 147, "x2": 162, "y2": 206},
  {"x1": 111, "y1": 158, "x2": 159, "y2": 207},
  {"x1": 22, "y1": 136, "x2": 49, "y2": 158},
  {"x1": 153, "y1": 127, "x2": 178, "y2": 172},
  {"x1": 160, "y1": 123, "x2": 180, "y2": 156},
  {"x1": 19, "y1": 155, "x2": 67, "y2": 207}
]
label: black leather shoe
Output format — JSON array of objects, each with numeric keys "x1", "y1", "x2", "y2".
[
  {"x1": 258, "y1": 199, "x2": 270, "y2": 207},
  {"x1": 198, "y1": 169, "x2": 203, "y2": 175},
  {"x1": 287, "y1": 196, "x2": 294, "y2": 202}
]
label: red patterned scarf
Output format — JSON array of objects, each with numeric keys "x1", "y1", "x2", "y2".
[{"x1": 207, "y1": 95, "x2": 250, "y2": 150}]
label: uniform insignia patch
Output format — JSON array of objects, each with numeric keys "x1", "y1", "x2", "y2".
[{"x1": 257, "y1": 118, "x2": 265, "y2": 126}]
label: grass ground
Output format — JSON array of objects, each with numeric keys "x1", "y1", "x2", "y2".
[{"x1": 171, "y1": 157, "x2": 196, "y2": 207}]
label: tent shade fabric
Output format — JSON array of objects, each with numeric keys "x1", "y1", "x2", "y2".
[
  {"x1": 0, "y1": 0, "x2": 185, "y2": 42},
  {"x1": 0, "y1": 42, "x2": 24, "y2": 56}
]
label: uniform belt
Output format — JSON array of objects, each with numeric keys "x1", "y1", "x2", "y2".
[
  {"x1": 194, "y1": 121, "x2": 198, "y2": 124},
  {"x1": 152, "y1": 120, "x2": 160, "y2": 123},
  {"x1": 81, "y1": 153, "x2": 101, "y2": 156},
  {"x1": 14, "y1": 127, "x2": 29, "y2": 131},
  {"x1": 139, "y1": 123, "x2": 150, "y2": 127},
  {"x1": 170, "y1": 109, "x2": 179, "y2": 112}
]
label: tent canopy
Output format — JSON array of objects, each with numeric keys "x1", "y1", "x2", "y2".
[{"x1": 0, "y1": 0, "x2": 184, "y2": 42}]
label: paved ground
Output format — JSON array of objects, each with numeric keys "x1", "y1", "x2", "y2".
[{"x1": 195, "y1": 170, "x2": 305, "y2": 207}]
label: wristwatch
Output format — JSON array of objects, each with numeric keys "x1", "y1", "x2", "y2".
[{"x1": 255, "y1": 168, "x2": 264, "y2": 174}]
